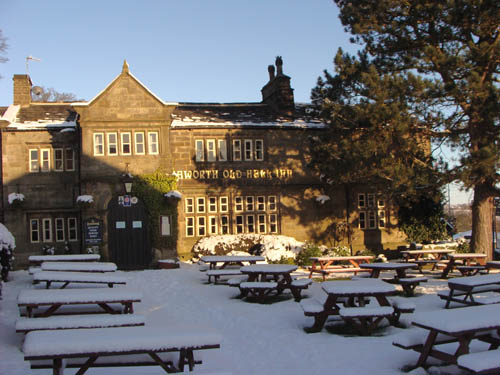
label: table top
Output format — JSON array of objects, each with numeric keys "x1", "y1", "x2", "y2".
[
  {"x1": 33, "y1": 271, "x2": 126, "y2": 283},
  {"x1": 448, "y1": 273, "x2": 500, "y2": 287},
  {"x1": 41, "y1": 262, "x2": 117, "y2": 272},
  {"x1": 321, "y1": 279, "x2": 396, "y2": 295},
  {"x1": 17, "y1": 288, "x2": 142, "y2": 305},
  {"x1": 412, "y1": 304, "x2": 500, "y2": 335},
  {"x1": 200, "y1": 255, "x2": 265, "y2": 263},
  {"x1": 29, "y1": 254, "x2": 101, "y2": 262},
  {"x1": 449, "y1": 253, "x2": 487, "y2": 259},
  {"x1": 359, "y1": 262, "x2": 418, "y2": 270},
  {"x1": 309, "y1": 256, "x2": 374, "y2": 261},
  {"x1": 401, "y1": 249, "x2": 455, "y2": 255},
  {"x1": 240, "y1": 264, "x2": 297, "y2": 274}
]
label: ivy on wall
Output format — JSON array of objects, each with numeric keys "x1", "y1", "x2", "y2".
[{"x1": 130, "y1": 172, "x2": 178, "y2": 252}]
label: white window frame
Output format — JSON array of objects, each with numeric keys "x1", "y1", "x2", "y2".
[
  {"x1": 256, "y1": 196, "x2": 266, "y2": 211},
  {"x1": 107, "y1": 132, "x2": 118, "y2": 156},
  {"x1": 208, "y1": 216, "x2": 218, "y2": 235},
  {"x1": 245, "y1": 196, "x2": 254, "y2": 212},
  {"x1": 358, "y1": 193, "x2": 366, "y2": 209},
  {"x1": 234, "y1": 196, "x2": 244, "y2": 212},
  {"x1": 377, "y1": 197, "x2": 385, "y2": 208},
  {"x1": 206, "y1": 139, "x2": 216, "y2": 162},
  {"x1": 121, "y1": 132, "x2": 132, "y2": 155},
  {"x1": 195, "y1": 139, "x2": 204, "y2": 162},
  {"x1": 196, "y1": 197, "x2": 206, "y2": 213},
  {"x1": 244, "y1": 139, "x2": 253, "y2": 161},
  {"x1": 378, "y1": 210, "x2": 386, "y2": 228},
  {"x1": 367, "y1": 193, "x2": 375, "y2": 208},
  {"x1": 134, "y1": 132, "x2": 145, "y2": 155},
  {"x1": 208, "y1": 197, "x2": 217, "y2": 213},
  {"x1": 269, "y1": 214, "x2": 278, "y2": 234},
  {"x1": 29, "y1": 149, "x2": 39, "y2": 172},
  {"x1": 246, "y1": 215, "x2": 255, "y2": 234},
  {"x1": 186, "y1": 217, "x2": 195, "y2": 237},
  {"x1": 268, "y1": 196, "x2": 277, "y2": 211},
  {"x1": 160, "y1": 215, "x2": 172, "y2": 236},
  {"x1": 368, "y1": 210, "x2": 376, "y2": 229},
  {"x1": 219, "y1": 196, "x2": 229, "y2": 213},
  {"x1": 232, "y1": 139, "x2": 242, "y2": 161},
  {"x1": 257, "y1": 214, "x2": 267, "y2": 233},
  {"x1": 148, "y1": 131, "x2": 159, "y2": 155},
  {"x1": 55, "y1": 218, "x2": 65, "y2": 242},
  {"x1": 42, "y1": 218, "x2": 52, "y2": 242},
  {"x1": 255, "y1": 139, "x2": 264, "y2": 161},
  {"x1": 40, "y1": 148, "x2": 50, "y2": 172},
  {"x1": 197, "y1": 216, "x2": 206, "y2": 236},
  {"x1": 359, "y1": 211, "x2": 366, "y2": 229},
  {"x1": 68, "y1": 217, "x2": 78, "y2": 241},
  {"x1": 30, "y1": 219, "x2": 40, "y2": 243},
  {"x1": 218, "y1": 139, "x2": 227, "y2": 161},
  {"x1": 93, "y1": 133, "x2": 104, "y2": 156},
  {"x1": 65, "y1": 148, "x2": 75, "y2": 171},
  {"x1": 185, "y1": 198, "x2": 194, "y2": 214},
  {"x1": 221, "y1": 215, "x2": 230, "y2": 234},
  {"x1": 54, "y1": 148, "x2": 64, "y2": 172},
  {"x1": 235, "y1": 215, "x2": 244, "y2": 234}
]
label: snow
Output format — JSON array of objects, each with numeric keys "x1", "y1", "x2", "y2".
[
  {"x1": 17, "y1": 287, "x2": 142, "y2": 304},
  {"x1": 0, "y1": 222, "x2": 16, "y2": 249},
  {"x1": 164, "y1": 190, "x2": 183, "y2": 199},
  {"x1": 32, "y1": 271, "x2": 126, "y2": 284},
  {"x1": 40, "y1": 261, "x2": 117, "y2": 272},
  {"x1": 170, "y1": 119, "x2": 325, "y2": 128},
  {"x1": 8, "y1": 119, "x2": 77, "y2": 130},
  {"x1": 315, "y1": 195, "x2": 331, "y2": 204},
  {"x1": 0, "y1": 104, "x2": 20, "y2": 122},
  {"x1": 7, "y1": 192, "x2": 24, "y2": 204},
  {"x1": 29, "y1": 254, "x2": 100, "y2": 262},
  {"x1": 76, "y1": 194, "x2": 94, "y2": 203},
  {"x1": 1, "y1": 265, "x2": 498, "y2": 375},
  {"x1": 321, "y1": 279, "x2": 396, "y2": 294}
]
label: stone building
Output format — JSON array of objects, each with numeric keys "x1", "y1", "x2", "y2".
[{"x1": 0, "y1": 58, "x2": 406, "y2": 269}]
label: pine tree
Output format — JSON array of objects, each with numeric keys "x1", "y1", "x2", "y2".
[{"x1": 312, "y1": 0, "x2": 500, "y2": 258}]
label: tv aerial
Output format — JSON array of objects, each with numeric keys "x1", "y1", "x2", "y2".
[{"x1": 26, "y1": 55, "x2": 41, "y2": 74}]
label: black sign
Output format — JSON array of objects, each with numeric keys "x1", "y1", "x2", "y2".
[{"x1": 84, "y1": 218, "x2": 103, "y2": 244}]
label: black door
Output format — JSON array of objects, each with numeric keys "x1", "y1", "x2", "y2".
[{"x1": 107, "y1": 197, "x2": 151, "y2": 269}]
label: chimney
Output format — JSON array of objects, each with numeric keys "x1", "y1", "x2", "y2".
[
  {"x1": 13, "y1": 74, "x2": 32, "y2": 106},
  {"x1": 261, "y1": 56, "x2": 295, "y2": 116}
]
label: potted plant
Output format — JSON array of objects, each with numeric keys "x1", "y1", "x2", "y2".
[
  {"x1": 76, "y1": 195, "x2": 94, "y2": 209},
  {"x1": 8, "y1": 192, "x2": 25, "y2": 209}
]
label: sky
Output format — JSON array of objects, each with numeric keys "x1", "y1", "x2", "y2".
[{"x1": 0, "y1": 0, "x2": 472, "y2": 205}]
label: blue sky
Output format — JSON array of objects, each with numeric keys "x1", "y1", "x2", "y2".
[{"x1": 0, "y1": 0, "x2": 472, "y2": 205}]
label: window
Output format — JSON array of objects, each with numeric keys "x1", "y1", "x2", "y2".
[
  {"x1": 40, "y1": 149, "x2": 50, "y2": 172},
  {"x1": 29, "y1": 149, "x2": 39, "y2": 172},
  {"x1": 107, "y1": 133, "x2": 118, "y2": 155},
  {"x1": 219, "y1": 196, "x2": 228, "y2": 213},
  {"x1": 358, "y1": 193, "x2": 366, "y2": 208},
  {"x1": 195, "y1": 139, "x2": 204, "y2": 161},
  {"x1": 68, "y1": 217, "x2": 78, "y2": 241},
  {"x1": 218, "y1": 139, "x2": 227, "y2": 161},
  {"x1": 269, "y1": 214, "x2": 278, "y2": 233},
  {"x1": 121, "y1": 132, "x2": 131, "y2": 155},
  {"x1": 235, "y1": 215, "x2": 244, "y2": 234},
  {"x1": 256, "y1": 196, "x2": 266, "y2": 211},
  {"x1": 234, "y1": 196, "x2": 243, "y2": 212},
  {"x1": 244, "y1": 140, "x2": 253, "y2": 161},
  {"x1": 377, "y1": 197, "x2": 385, "y2": 208},
  {"x1": 255, "y1": 140, "x2": 264, "y2": 161},
  {"x1": 208, "y1": 197, "x2": 217, "y2": 213},
  {"x1": 148, "y1": 132, "x2": 159, "y2": 154},
  {"x1": 208, "y1": 216, "x2": 218, "y2": 235},
  {"x1": 359, "y1": 211, "x2": 366, "y2": 229},
  {"x1": 245, "y1": 196, "x2": 254, "y2": 212},
  {"x1": 42, "y1": 218, "x2": 52, "y2": 242},
  {"x1": 30, "y1": 219, "x2": 40, "y2": 243},
  {"x1": 221, "y1": 215, "x2": 230, "y2": 234},
  {"x1": 232, "y1": 139, "x2": 242, "y2": 161},
  {"x1": 246, "y1": 215, "x2": 255, "y2": 233},
  {"x1": 378, "y1": 210, "x2": 386, "y2": 228},
  {"x1": 94, "y1": 133, "x2": 104, "y2": 156},
  {"x1": 54, "y1": 149, "x2": 64, "y2": 171},
  {"x1": 134, "y1": 132, "x2": 145, "y2": 155},
  {"x1": 197, "y1": 216, "x2": 206, "y2": 236},
  {"x1": 368, "y1": 211, "x2": 376, "y2": 229},
  {"x1": 257, "y1": 214, "x2": 266, "y2": 233},
  {"x1": 185, "y1": 198, "x2": 194, "y2": 214},
  {"x1": 55, "y1": 218, "x2": 65, "y2": 242},
  {"x1": 367, "y1": 193, "x2": 375, "y2": 208},
  {"x1": 206, "y1": 139, "x2": 216, "y2": 162},
  {"x1": 196, "y1": 197, "x2": 206, "y2": 213},
  {"x1": 186, "y1": 217, "x2": 194, "y2": 237},
  {"x1": 65, "y1": 149, "x2": 75, "y2": 171},
  {"x1": 161, "y1": 216, "x2": 171, "y2": 236},
  {"x1": 268, "y1": 196, "x2": 277, "y2": 211}
]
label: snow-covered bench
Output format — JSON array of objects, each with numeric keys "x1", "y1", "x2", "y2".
[
  {"x1": 16, "y1": 313, "x2": 145, "y2": 334},
  {"x1": 23, "y1": 326, "x2": 222, "y2": 374},
  {"x1": 29, "y1": 254, "x2": 100, "y2": 267},
  {"x1": 40, "y1": 261, "x2": 117, "y2": 273},
  {"x1": 18, "y1": 288, "x2": 142, "y2": 317},
  {"x1": 33, "y1": 271, "x2": 126, "y2": 289},
  {"x1": 388, "y1": 296, "x2": 416, "y2": 323},
  {"x1": 397, "y1": 277, "x2": 428, "y2": 297},
  {"x1": 339, "y1": 306, "x2": 394, "y2": 335},
  {"x1": 439, "y1": 273, "x2": 500, "y2": 308},
  {"x1": 239, "y1": 281, "x2": 278, "y2": 302},
  {"x1": 458, "y1": 348, "x2": 500, "y2": 374},
  {"x1": 206, "y1": 269, "x2": 242, "y2": 284}
]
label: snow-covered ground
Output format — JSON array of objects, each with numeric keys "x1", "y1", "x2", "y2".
[{"x1": 0, "y1": 264, "x2": 481, "y2": 375}]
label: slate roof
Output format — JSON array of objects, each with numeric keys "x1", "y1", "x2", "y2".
[
  {"x1": 0, "y1": 107, "x2": 8, "y2": 117},
  {"x1": 16, "y1": 104, "x2": 77, "y2": 123}
]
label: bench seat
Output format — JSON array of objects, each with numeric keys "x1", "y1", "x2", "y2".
[
  {"x1": 392, "y1": 328, "x2": 457, "y2": 350},
  {"x1": 33, "y1": 271, "x2": 127, "y2": 289},
  {"x1": 16, "y1": 313, "x2": 146, "y2": 333},
  {"x1": 388, "y1": 296, "x2": 416, "y2": 323},
  {"x1": 456, "y1": 265, "x2": 487, "y2": 276},
  {"x1": 339, "y1": 306, "x2": 394, "y2": 335},
  {"x1": 206, "y1": 269, "x2": 242, "y2": 284},
  {"x1": 227, "y1": 276, "x2": 248, "y2": 287},
  {"x1": 300, "y1": 299, "x2": 325, "y2": 316},
  {"x1": 291, "y1": 278, "x2": 313, "y2": 289},
  {"x1": 457, "y1": 348, "x2": 500, "y2": 374}
]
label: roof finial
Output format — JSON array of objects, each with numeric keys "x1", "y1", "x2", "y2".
[{"x1": 122, "y1": 60, "x2": 129, "y2": 74}]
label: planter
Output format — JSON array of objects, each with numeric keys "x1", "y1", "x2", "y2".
[{"x1": 158, "y1": 259, "x2": 180, "y2": 269}]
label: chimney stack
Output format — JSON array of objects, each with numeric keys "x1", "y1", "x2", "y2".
[
  {"x1": 261, "y1": 56, "x2": 295, "y2": 116},
  {"x1": 13, "y1": 74, "x2": 32, "y2": 106}
]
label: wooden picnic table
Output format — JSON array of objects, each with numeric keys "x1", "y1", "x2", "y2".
[
  {"x1": 33, "y1": 271, "x2": 126, "y2": 289},
  {"x1": 302, "y1": 279, "x2": 398, "y2": 334},
  {"x1": 401, "y1": 249, "x2": 455, "y2": 271},
  {"x1": 440, "y1": 253, "x2": 487, "y2": 278},
  {"x1": 40, "y1": 261, "x2": 117, "y2": 273},
  {"x1": 394, "y1": 304, "x2": 500, "y2": 368},
  {"x1": 17, "y1": 288, "x2": 142, "y2": 317},
  {"x1": 308, "y1": 255, "x2": 373, "y2": 280},
  {"x1": 200, "y1": 255, "x2": 265, "y2": 270},
  {"x1": 28, "y1": 254, "x2": 100, "y2": 267},
  {"x1": 359, "y1": 262, "x2": 425, "y2": 296},
  {"x1": 438, "y1": 273, "x2": 500, "y2": 308}
]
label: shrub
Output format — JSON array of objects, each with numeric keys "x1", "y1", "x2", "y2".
[
  {"x1": 295, "y1": 243, "x2": 322, "y2": 267},
  {"x1": 323, "y1": 245, "x2": 351, "y2": 257},
  {"x1": 455, "y1": 241, "x2": 470, "y2": 254}
]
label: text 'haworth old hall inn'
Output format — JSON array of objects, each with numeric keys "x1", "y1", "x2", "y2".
[{"x1": 0, "y1": 58, "x2": 405, "y2": 269}]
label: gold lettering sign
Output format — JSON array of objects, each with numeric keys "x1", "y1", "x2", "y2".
[{"x1": 174, "y1": 169, "x2": 292, "y2": 180}]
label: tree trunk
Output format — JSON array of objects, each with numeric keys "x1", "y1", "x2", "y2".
[{"x1": 470, "y1": 184, "x2": 494, "y2": 260}]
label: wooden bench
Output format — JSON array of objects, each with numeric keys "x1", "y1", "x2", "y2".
[
  {"x1": 23, "y1": 326, "x2": 221, "y2": 374},
  {"x1": 456, "y1": 265, "x2": 487, "y2": 276},
  {"x1": 388, "y1": 296, "x2": 416, "y2": 323},
  {"x1": 239, "y1": 281, "x2": 278, "y2": 302},
  {"x1": 206, "y1": 269, "x2": 242, "y2": 284},
  {"x1": 458, "y1": 348, "x2": 500, "y2": 374},
  {"x1": 33, "y1": 271, "x2": 127, "y2": 289},
  {"x1": 392, "y1": 327, "x2": 459, "y2": 352},
  {"x1": 397, "y1": 277, "x2": 428, "y2": 297},
  {"x1": 29, "y1": 254, "x2": 100, "y2": 267},
  {"x1": 339, "y1": 306, "x2": 394, "y2": 335},
  {"x1": 16, "y1": 313, "x2": 145, "y2": 334}
]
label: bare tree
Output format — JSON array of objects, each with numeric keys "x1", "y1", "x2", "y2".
[
  {"x1": 0, "y1": 30, "x2": 9, "y2": 79},
  {"x1": 32, "y1": 86, "x2": 79, "y2": 102}
]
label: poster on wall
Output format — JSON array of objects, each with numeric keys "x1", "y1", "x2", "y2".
[{"x1": 84, "y1": 217, "x2": 103, "y2": 244}]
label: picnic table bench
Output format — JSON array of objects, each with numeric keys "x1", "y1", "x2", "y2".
[
  {"x1": 40, "y1": 261, "x2": 117, "y2": 273},
  {"x1": 23, "y1": 326, "x2": 222, "y2": 374},
  {"x1": 33, "y1": 271, "x2": 126, "y2": 289},
  {"x1": 438, "y1": 273, "x2": 500, "y2": 308},
  {"x1": 16, "y1": 313, "x2": 146, "y2": 334},
  {"x1": 400, "y1": 249, "x2": 455, "y2": 272},
  {"x1": 359, "y1": 262, "x2": 426, "y2": 296},
  {"x1": 308, "y1": 256, "x2": 373, "y2": 280},
  {"x1": 206, "y1": 269, "x2": 242, "y2": 284},
  {"x1": 29, "y1": 254, "x2": 100, "y2": 267},
  {"x1": 440, "y1": 253, "x2": 487, "y2": 278},
  {"x1": 18, "y1": 288, "x2": 142, "y2": 317},
  {"x1": 200, "y1": 255, "x2": 265, "y2": 270}
]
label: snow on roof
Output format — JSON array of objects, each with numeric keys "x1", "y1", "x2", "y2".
[
  {"x1": 0, "y1": 104, "x2": 20, "y2": 122},
  {"x1": 8, "y1": 119, "x2": 77, "y2": 130}
]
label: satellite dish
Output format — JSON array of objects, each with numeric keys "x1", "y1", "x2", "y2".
[{"x1": 32, "y1": 86, "x2": 43, "y2": 96}]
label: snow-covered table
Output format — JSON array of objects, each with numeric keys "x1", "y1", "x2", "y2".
[
  {"x1": 33, "y1": 271, "x2": 126, "y2": 289},
  {"x1": 17, "y1": 288, "x2": 142, "y2": 317},
  {"x1": 41, "y1": 261, "x2": 117, "y2": 273},
  {"x1": 400, "y1": 249, "x2": 455, "y2": 271},
  {"x1": 308, "y1": 255, "x2": 373, "y2": 280},
  {"x1": 394, "y1": 304, "x2": 500, "y2": 369},
  {"x1": 23, "y1": 326, "x2": 221, "y2": 374},
  {"x1": 200, "y1": 255, "x2": 265, "y2": 270},
  {"x1": 439, "y1": 273, "x2": 500, "y2": 308},
  {"x1": 29, "y1": 254, "x2": 100, "y2": 266},
  {"x1": 440, "y1": 253, "x2": 487, "y2": 278}
]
